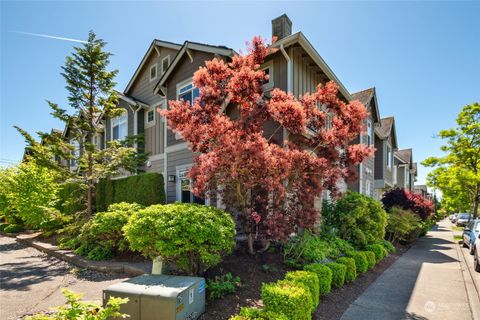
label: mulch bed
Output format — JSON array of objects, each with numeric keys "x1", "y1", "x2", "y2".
[{"x1": 200, "y1": 245, "x2": 408, "y2": 320}]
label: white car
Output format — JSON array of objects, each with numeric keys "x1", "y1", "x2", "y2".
[{"x1": 456, "y1": 213, "x2": 472, "y2": 227}]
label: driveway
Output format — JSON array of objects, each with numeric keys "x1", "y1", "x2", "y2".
[{"x1": 0, "y1": 236, "x2": 128, "y2": 320}]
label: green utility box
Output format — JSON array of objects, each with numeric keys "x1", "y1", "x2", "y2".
[{"x1": 103, "y1": 275, "x2": 205, "y2": 320}]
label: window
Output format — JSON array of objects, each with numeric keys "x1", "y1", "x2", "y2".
[
  {"x1": 150, "y1": 64, "x2": 157, "y2": 81},
  {"x1": 177, "y1": 167, "x2": 205, "y2": 204},
  {"x1": 161, "y1": 55, "x2": 170, "y2": 75},
  {"x1": 386, "y1": 145, "x2": 392, "y2": 168},
  {"x1": 111, "y1": 113, "x2": 127, "y2": 141},
  {"x1": 261, "y1": 61, "x2": 274, "y2": 91},
  {"x1": 70, "y1": 140, "x2": 80, "y2": 168},
  {"x1": 367, "y1": 120, "x2": 372, "y2": 146},
  {"x1": 178, "y1": 82, "x2": 199, "y2": 105},
  {"x1": 146, "y1": 108, "x2": 155, "y2": 127},
  {"x1": 366, "y1": 180, "x2": 371, "y2": 196}
]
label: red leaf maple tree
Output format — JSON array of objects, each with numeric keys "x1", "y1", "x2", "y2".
[{"x1": 161, "y1": 37, "x2": 374, "y2": 253}]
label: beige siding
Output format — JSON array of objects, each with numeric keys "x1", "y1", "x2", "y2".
[{"x1": 144, "y1": 158, "x2": 164, "y2": 174}]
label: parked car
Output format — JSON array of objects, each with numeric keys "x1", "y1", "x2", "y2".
[
  {"x1": 463, "y1": 219, "x2": 480, "y2": 255},
  {"x1": 456, "y1": 213, "x2": 471, "y2": 227},
  {"x1": 474, "y1": 242, "x2": 480, "y2": 272},
  {"x1": 451, "y1": 214, "x2": 459, "y2": 223}
]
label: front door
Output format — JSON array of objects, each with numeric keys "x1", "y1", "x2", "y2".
[{"x1": 177, "y1": 167, "x2": 205, "y2": 204}]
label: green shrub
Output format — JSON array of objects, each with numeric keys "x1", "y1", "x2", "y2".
[
  {"x1": 366, "y1": 244, "x2": 387, "y2": 263},
  {"x1": 56, "y1": 182, "x2": 86, "y2": 215},
  {"x1": 124, "y1": 203, "x2": 235, "y2": 275},
  {"x1": 385, "y1": 207, "x2": 423, "y2": 244},
  {"x1": 362, "y1": 251, "x2": 376, "y2": 269},
  {"x1": 322, "y1": 192, "x2": 388, "y2": 247},
  {"x1": 230, "y1": 307, "x2": 288, "y2": 320},
  {"x1": 336, "y1": 257, "x2": 357, "y2": 283},
  {"x1": 206, "y1": 273, "x2": 241, "y2": 300},
  {"x1": 3, "y1": 223, "x2": 23, "y2": 234},
  {"x1": 25, "y1": 289, "x2": 128, "y2": 320},
  {"x1": 96, "y1": 173, "x2": 165, "y2": 212},
  {"x1": 283, "y1": 230, "x2": 336, "y2": 267},
  {"x1": 380, "y1": 240, "x2": 396, "y2": 253},
  {"x1": 285, "y1": 270, "x2": 319, "y2": 309},
  {"x1": 304, "y1": 263, "x2": 332, "y2": 295},
  {"x1": 75, "y1": 202, "x2": 142, "y2": 260},
  {"x1": 325, "y1": 262, "x2": 346, "y2": 288},
  {"x1": 262, "y1": 281, "x2": 312, "y2": 320},
  {"x1": 346, "y1": 251, "x2": 368, "y2": 274}
]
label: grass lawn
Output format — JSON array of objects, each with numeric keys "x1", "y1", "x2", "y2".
[
  {"x1": 452, "y1": 226, "x2": 464, "y2": 231},
  {"x1": 453, "y1": 235, "x2": 463, "y2": 241}
]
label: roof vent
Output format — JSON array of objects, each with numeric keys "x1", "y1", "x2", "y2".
[{"x1": 272, "y1": 14, "x2": 292, "y2": 41}]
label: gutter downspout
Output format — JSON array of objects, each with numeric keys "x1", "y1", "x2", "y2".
[
  {"x1": 163, "y1": 99, "x2": 168, "y2": 201},
  {"x1": 280, "y1": 44, "x2": 292, "y2": 142}
]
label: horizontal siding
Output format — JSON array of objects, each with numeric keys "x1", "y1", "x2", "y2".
[
  {"x1": 166, "y1": 148, "x2": 195, "y2": 203},
  {"x1": 144, "y1": 158, "x2": 164, "y2": 174}
]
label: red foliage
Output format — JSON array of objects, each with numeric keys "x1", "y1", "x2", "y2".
[
  {"x1": 160, "y1": 37, "x2": 373, "y2": 244},
  {"x1": 382, "y1": 188, "x2": 434, "y2": 220}
]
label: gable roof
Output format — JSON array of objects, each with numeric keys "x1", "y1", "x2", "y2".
[
  {"x1": 375, "y1": 116, "x2": 398, "y2": 148},
  {"x1": 124, "y1": 39, "x2": 182, "y2": 95},
  {"x1": 395, "y1": 148, "x2": 413, "y2": 164},
  {"x1": 351, "y1": 87, "x2": 380, "y2": 124},
  {"x1": 154, "y1": 41, "x2": 236, "y2": 95},
  {"x1": 272, "y1": 32, "x2": 352, "y2": 101}
]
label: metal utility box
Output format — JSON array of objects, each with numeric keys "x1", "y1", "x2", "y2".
[{"x1": 103, "y1": 274, "x2": 205, "y2": 320}]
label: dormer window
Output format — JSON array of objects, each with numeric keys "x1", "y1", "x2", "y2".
[
  {"x1": 150, "y1": 64, "x2": 157, "y2": 81},
  {"x1": 161, "y1": 55, "x2": 170, "y2": 75}
]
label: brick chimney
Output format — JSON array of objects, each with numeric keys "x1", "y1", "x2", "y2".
[{"x1": 272, "y1": 14, "x2": 292, "y2": 41}]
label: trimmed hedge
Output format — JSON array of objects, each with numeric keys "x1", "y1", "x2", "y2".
[
  {"x1": 362, "y1": 251, "x2": 376, "y2": 269},
  {"x1": 96, "y1": 173, "x2": 165, "y2": 212},
  {"x1": 366, "y1": 244, "x2": 387, "y2": 263},
  {"x1": 285, "y1": 270, "x2": 319, "y2": 309},
  {"x1": 304, "y1": 263, "x2": 333, "y2": 295},
  {"x1": 346, "y1": 251, "x2": 368, "y2": 274},
  {"x1": 230, "y1": 307, "x2": 288, "y2": 320},
  {"x1": 381, "y1": 240, "x2": 396, "y2": 253},
  {"x1": 326, "y1": 262, "x2": 346, "y2": 288},
  {"x1": 56, "y1": 181, "x2": 87, "y2": 215},
  {"x1": 262, "y1": 280, "x2": 312, "y2": 320},
  {"x1": 336, "y1": 257, "x2": 357, "y2": 283}
]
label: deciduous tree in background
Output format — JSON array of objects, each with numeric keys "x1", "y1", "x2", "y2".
[
  {"x1": 161, "y1": 37, "x2": 373, "y2": 253},
  {"x1": 423, "y1": 102, "x2": 480, "y2": 218}
]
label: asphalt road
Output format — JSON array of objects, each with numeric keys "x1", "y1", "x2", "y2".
[{"x1": 0, "y1": 236, "x2": 128, "y2": 320}]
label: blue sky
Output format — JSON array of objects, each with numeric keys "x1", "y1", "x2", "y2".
[{"x1": 1, "y1": 1, "x2": 479, "y2": 185}]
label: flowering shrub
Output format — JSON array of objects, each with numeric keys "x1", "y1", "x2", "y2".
[
  {"x1": 381, "y1": 188, "x2": 434, "y2": 220},
  {"x1": 123, "y1": 203, "x2": 236, "y2": 275}
]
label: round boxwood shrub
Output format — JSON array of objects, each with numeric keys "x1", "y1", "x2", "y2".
[
  {"x1": 262, "y1": 280, "x2": 312, "y2": 320},
  {"x1": 304, "y1": 263, "x2": 333, "y2": 295},
  {"x1": 362, "y1": 251, "x2": 376, "y2": 269},
  {"x1": 346, "y1": 251, "x2": 368, "y2": 274},
  {"x1": 381, "y1": 240, "x2": 396, "y2": 253},
  {"x1": 325, "y1": 262, "x2": 346, "y2": 288},
  {"x1": 336, "y1": 257, "x2": 357, "y2": 283},
  {"x1": 366, "y1": 244, "x2": 387, "y2": 263},
  {"x1": 285, "y1": 270, "x2": 319, "y2": 309},
  {"x1": 230, "y1": 307, "x2": 288, "y2": 320},
  {"x1": 123, "y1": 203, "x2": 236, "y2": 275}
]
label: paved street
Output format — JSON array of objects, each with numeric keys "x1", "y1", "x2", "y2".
[
  {"x1": 0, "y1": 236, "x2": 127, "y2": 320},
  {"x1": 341, "y1": 219, "x2": 480, "y2": 320}
]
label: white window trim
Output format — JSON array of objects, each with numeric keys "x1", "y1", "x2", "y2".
[
  {"x1": 111, "y1": 112, "x2": 128, "y2": 141},
  {"x1": 261, "y1": 60, "x2": 274, "y2": 91},
  {"x1": 175, "y1": 78, "x2": 195, "y2": 140},
  {"x1": 161, "y1": 55, "x2": 170, "y2": 75},
  {"x1": 70, "y1": 140, "x2": 80, "y2": 170},
  {"x1": 367, "y1": 119, "x2": 373, "y2": 146},
  {"x1": 149, "y1": 63, "x2": 158, "y2": 82},
  {"x1": 145, "y1": 106, "x2": 156, "y2": 128},
  {"x1": 175, "y1": 164, "x2": 209, "y2": 205},
  {"x1": 386, "y1": 143, "x2": 392, "y2": 168}
]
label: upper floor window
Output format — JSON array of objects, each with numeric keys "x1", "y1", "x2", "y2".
[
  {"x1": 261, "y1": 61, "x2": 274, "y2": 91},
  {"x1": 145, "y1": 107, "x2": 156, "y2": 128},
  {"x1": 177, "y1": 82, "x2": 199, "y2": 105},
  {"x1": 161, "y1": 55, "x2": 170, "y2": 75},
  {"x1": 70, "y1": 140, "x2": 80, "y2": 169},
  {"x1": 386, "y1": 144, "x2": 392, "y2": 168},
  {"x1": 367, "y1": 120, "x2": 373, "y2": 146},
  {"x1": 112, "y1": 113, "x2": 127, "y2": 141},
  {"x1": 150, "y1": 64, "x2": 157, "y2": 81}
]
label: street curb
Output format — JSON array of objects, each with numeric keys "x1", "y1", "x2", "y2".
[
  {"x1": 14, "y1": 233, "x2": 148, "y2": 277},
  {"x1": 451, "y1": 226, "x2": 480, "y2": 320}
]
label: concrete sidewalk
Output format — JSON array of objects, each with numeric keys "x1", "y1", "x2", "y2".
[{"x1": 341, "y1": 219, "x2": 478, "y2": 320}]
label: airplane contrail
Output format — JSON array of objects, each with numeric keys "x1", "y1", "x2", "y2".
[{"x1": 10, "y1": 31, "x2": 87, "y2": 44}]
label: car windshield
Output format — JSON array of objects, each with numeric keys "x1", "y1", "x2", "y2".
[{"x1": 458, "y1": 214, "x2": 470, "y2": 219}]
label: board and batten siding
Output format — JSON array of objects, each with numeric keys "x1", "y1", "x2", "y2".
[
  {"x1": 166, "y1": 148, "x2": 195, "y2": 203},
  {"x1": 144, "y1": 116, "x2": 164, "y2": 155},
  {"x1": 165, "y1": 51, "x2": 215, "y2": 147},
  {"x1": 292, "y1": 48, "x2": 325, "y2": 98},
  {"x1": 128, "y1": 47, "x2": 179, "y2": 105}
]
